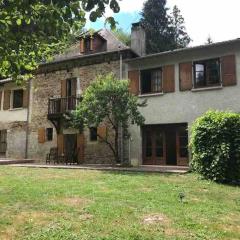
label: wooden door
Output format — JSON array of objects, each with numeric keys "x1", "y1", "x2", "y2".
[
  {"x1": 176, "y1": 126, "x2": 189, "y2": 166},
  {"x1": 64, "y1": 134, "x2": 77, "y2": 162},
  {"x1": 0, "y1": 130, "x2": 7, "y2": 155},
  {"x1": 142, "y1": 127, "x2": 166, "y2": 165}
]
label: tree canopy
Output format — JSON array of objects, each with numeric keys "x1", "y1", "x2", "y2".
[
  {"x1": 140, "y1": 0, "x2": 191, "y2": 54},
  {"x1": 70, "y1": 73, "x2": 146, "y2": 164},
  {"x1": 0, "y1": 0, "x2": 120, "y2": 83},
  {"x1": 112, "y1": 28, "x2": 131, "y2": 46}
]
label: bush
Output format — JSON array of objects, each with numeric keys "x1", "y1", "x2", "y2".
[{"x1": 190, "y1": 110, "x2": 240, "y2": 183}]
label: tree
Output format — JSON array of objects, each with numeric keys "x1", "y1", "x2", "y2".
[
  {"x1": 140, "y1": 0, "x2": 191, "y2": 54},
  {"x1": 140, "y1": 0, "x2": 171, "y2": 54},
  {"x1": 112, "y1": 28, "x2": 131, "y2": 46},
  {"x1": 70, "y1": 73, "x2": 146, "y2": 164},
  {"x1": 169, "y1": 5, "x2": 191, "y2": 49},
  {"x1": 0, "y1": 0, "x2": 120, "y2": 83},
  {"x1": 205, "y1": 35, "x2": 214, "y2": 44}
]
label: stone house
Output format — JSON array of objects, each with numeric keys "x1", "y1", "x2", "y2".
[{"x1": 0, "y1": 24, "x2": 240, "y2": 167}]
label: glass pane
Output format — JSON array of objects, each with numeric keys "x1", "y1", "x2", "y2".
[
  {"x1": 155, "y1": 131, "x2": 163, "y2": 147},
  {"x1": 156, "y1": 147, "x2": 163, "y2": 157},
  {"x1": 195, "y1": 63, "x2": 205, "y2": 87},
  {"x1": 13, "y1": 90, "x2": 23, "y2": 108},
  {"x1": 180, "y1": 148, "x2": 188, "y2": 158},
  {"x1": 151, "y1": 69, "x2": 162, "y2": 92},
  {"x1": 195, "y1": 64, "x2": 204, "y2": 72},
  {"x1": 206, "y1": 60, "x2": 220, "y2": 85},
  {"x1": 146, "y1": 147, "x2": 152, "y2": 157}
]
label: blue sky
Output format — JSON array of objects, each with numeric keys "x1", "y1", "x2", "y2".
[{"x1": 87, "y1": 0, "x2": 240, "y2": 46}]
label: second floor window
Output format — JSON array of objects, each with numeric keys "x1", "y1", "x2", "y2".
[
  {"x1": 141, "y1": 68, "x2": 162, "y2": 94},
  {"x1": 194, "y1": 58, "x2": 221, "y2": 88},
  {"x1": 12, "y1": 89, "x2": 23, "y2": 109}
]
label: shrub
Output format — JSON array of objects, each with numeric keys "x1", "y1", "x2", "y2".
[{"x1": 190, "y1": 110, "x2": 240, "y2": 183}]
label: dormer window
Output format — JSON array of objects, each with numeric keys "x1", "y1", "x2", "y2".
[{"x1": 80, "y1": 37, "x2": 93, "y2": 54}]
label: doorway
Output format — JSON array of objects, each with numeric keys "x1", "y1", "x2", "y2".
[{"x1": 142, "y1": 124, "x2": 188, "y2": 166}]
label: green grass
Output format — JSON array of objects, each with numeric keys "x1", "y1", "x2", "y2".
[{"x1": 0, "y1": 167, "x2": 239, "y2": 240}]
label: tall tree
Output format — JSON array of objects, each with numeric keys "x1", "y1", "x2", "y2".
[
  {"x1": 205, "y1": 35, "x2": 214, "y2": 44},
  {"x1": 140, "y1": 0, "x2": 171, "y2": 54},
  {"x1": 169, "y1": 5, "x2": 191, "y2": 49},
  {"x1": 70, "y1": 73, "x2": 146, "y2": 164},
  {"x1": 140, "y1": 0, "x2": 191, "y2": 54},
  {"x1": 0, "y1": 0, "x2": 120, "y2": 83}
]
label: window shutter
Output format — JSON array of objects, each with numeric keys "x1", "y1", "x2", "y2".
[
  {"x1": 57, "y1": 134, "x2": 64, "y2": 155},
  {"x1": 97, "y1": 126, "x2": 107, "y2": 141},
  {"x1": 162, "y1": 65, "x2": 175, "y2": 93},
  {"x1": 221, "y1": 55, "x2": 236, "y2": 86},
  {"x1": 77, "y1": 133, "x2": 85, "y2": 163},
  {"x1": 179, "y1": 62, "x2": 193, "y2": 91},
  {"x1": 71, "y1": 78, "x2": 77, "y2": 96},
  {"x1": 38, "y1": 128, "x2": 46, "y2": 144},
  {"x1": 23, "y1": 89, "x2": 29, "y2": 108},
  {"x1": 61, "y1": 80, "x2": 67, "y2": 97},
  {"x1": 80, "y1": 39, "x2": 85, "y2": 53},
  {"x1": 3, "y1": 90, "x2": 11, "y2": 110},
  {"x1": 90, "y1": 38, "x2": 94, "y2": 51},
  {"x1": 128, "y1": 70, "x2": 140, "y2": 95}
]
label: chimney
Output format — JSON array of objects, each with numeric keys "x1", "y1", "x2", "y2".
[{"x1": 131, "y1": 22, "x2": 146, "y2": 56}]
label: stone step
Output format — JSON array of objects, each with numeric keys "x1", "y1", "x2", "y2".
[{"x1": 0, "y1": 159, "x2": 35, "y2": 165}]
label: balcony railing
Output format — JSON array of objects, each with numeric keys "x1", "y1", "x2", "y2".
[{"x1": 48, "y1": 96, "x2": 82, "y2": 116}]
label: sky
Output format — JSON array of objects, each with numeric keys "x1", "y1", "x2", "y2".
[{"x1": 87, "y1": 0, "x2": 240, "y2": 46}]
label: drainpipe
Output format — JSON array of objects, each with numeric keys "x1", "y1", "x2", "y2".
[
  {"x1": 119, "y1": 50, "x2": 124, "y2": 163},
  {"x1": 25, "y1": 79, "x2": 31, "y2": 159}
]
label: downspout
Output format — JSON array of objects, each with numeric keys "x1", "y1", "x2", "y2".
[
  {"x1": 25, "y1": 79, "x2": 31, "y2": 159},
  {"x1": 119, "y1": 49, "x2": 124, "y2": 163}
]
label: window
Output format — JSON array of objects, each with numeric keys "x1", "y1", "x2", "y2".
[
  {"x1": 46, "y1": 128, "x2": 53, "y2": 141},
  {"x1": 12, "y1": 89, "x2": 23, "y2": 109},
  {"x1": 178, "y1": 127, "x2": 188, "y2": 158},
  {"x1": 89, "y1": 127, "x2": 97, "y2": 142},
  {"x1": 194, "y1": 58, "x2": 221, "y2": 88},
  {"x1": 141, "y1": 68, "x2": 162, "y2": 94}
]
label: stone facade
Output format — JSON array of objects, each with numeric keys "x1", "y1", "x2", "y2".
[{"x1": 27, "y1": 60, "x2": 122, "y2": 163}]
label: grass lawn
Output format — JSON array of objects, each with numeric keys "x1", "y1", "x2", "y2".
[{"x1": 0, "y1": 167, "x2": 239, "y2": 240}]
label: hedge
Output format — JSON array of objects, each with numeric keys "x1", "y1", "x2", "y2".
[{"x1": 190, "y1": 110, "x2": 240, "y2": 183}]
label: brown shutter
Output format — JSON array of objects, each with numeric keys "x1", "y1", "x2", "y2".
[
  {"x1": 90, "y1": 38, "x2": 94, "y2": 51},
  {"x1": 38, "y1": 128, "x2": 46, "y2": 144},
  {"x1": 221, "y1": 55, "x2": 237, "y2": 86},
  {"x1": 128, "y1": 70, "x2": 140, "y2": 95},
  {"x1": 0, "y1": 91, "x2": 2, "y2": 110},
  {"x1": 162, "y1": 65, "x2": 175, "y2": 93},
  {"x1": 80, "y1": 39, "x2": 85, "y2": 53},
  {"x1": 3, "y1": 90, "x2": 11, "y2": 110},
  {"x1": 179, "y1": 62, "x2": 193, "y2": 91},
  {"x1": 77, "y1": 133, "x2": 85, "y2": 163},
  {"x1": 71, "y1": 78, "x2": 77, "y2": 96},
  {"x1": 57, "y1": 134, "x2": 64, "y2": 155},
  {"x1": 97, "y1": 126, "x2": 107, "y2": 141},
  {"x1": 61, "y1": 80, "x2": 67, "y2": 97},
  {"x1": 23, "y1": 89, "x2": 29, "y2": 108}
]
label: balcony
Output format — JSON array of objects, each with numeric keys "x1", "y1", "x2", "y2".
[{"x1": 48, "y1": 96, "x2": 82, "y2": 118}]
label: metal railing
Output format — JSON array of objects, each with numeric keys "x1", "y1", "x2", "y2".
[{"x1": 48, "y1": 96, "x2": 81, "y2": 116}]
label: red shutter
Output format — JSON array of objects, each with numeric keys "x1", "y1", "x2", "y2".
[
  {"x1": 38, "y1": 128, "x2": 46, "y2": 144},
  {"x1": 128, "y1": 70, "x2": 140, "y2": 95},
  {"x1": 80, "y1": 39, "x2": 85, "y2": 53},
  {"x1": 23, "y1": 89, "x2": 29, "y2": 108},
  {"x1": 57, "y1": 134, "x2": 64, "y2": 155},
  {"x1": 3, "y1": 90, "x2": 11, "y2": 110},
  {"x1": 221, "y1": 55, "x2": 237, "y2": 86},
  {"x1": 162, "y1": 65, "x2": 175, "y2": 93},
  {"x1": 77, "y1": 133, "x2": 85, "y2": 163},
  {"x1": 179, "y1": 62, "x2": 193, "y2": 91}
]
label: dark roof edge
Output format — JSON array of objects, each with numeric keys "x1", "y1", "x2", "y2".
[
  {"x1": 126, "y1": 38, "x2": 240, "y2": 62},
  {"x1": 40, "y1": 48, "x2": 137, "y2": 68}
]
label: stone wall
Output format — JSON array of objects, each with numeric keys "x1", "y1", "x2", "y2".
[{"x1": 28, "y1": 60, "x2": 121, "y2": 163}]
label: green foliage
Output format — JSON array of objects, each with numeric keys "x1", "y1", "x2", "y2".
[
  {"x1": 190, "y1": 110, "x2": 240, "y2": 183},
  {"x1": 0, "y1": 0, "x2": 120, "y2": 83},
  {"x1": 71, "y1": 73, "x2": 146, "y2": 163},
  {"x1": 140, "y1": 0, "x2": 191, "y2": 54},
  {"x1": 112, "y1": 28, "x2": 131, "y2": 46}
]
